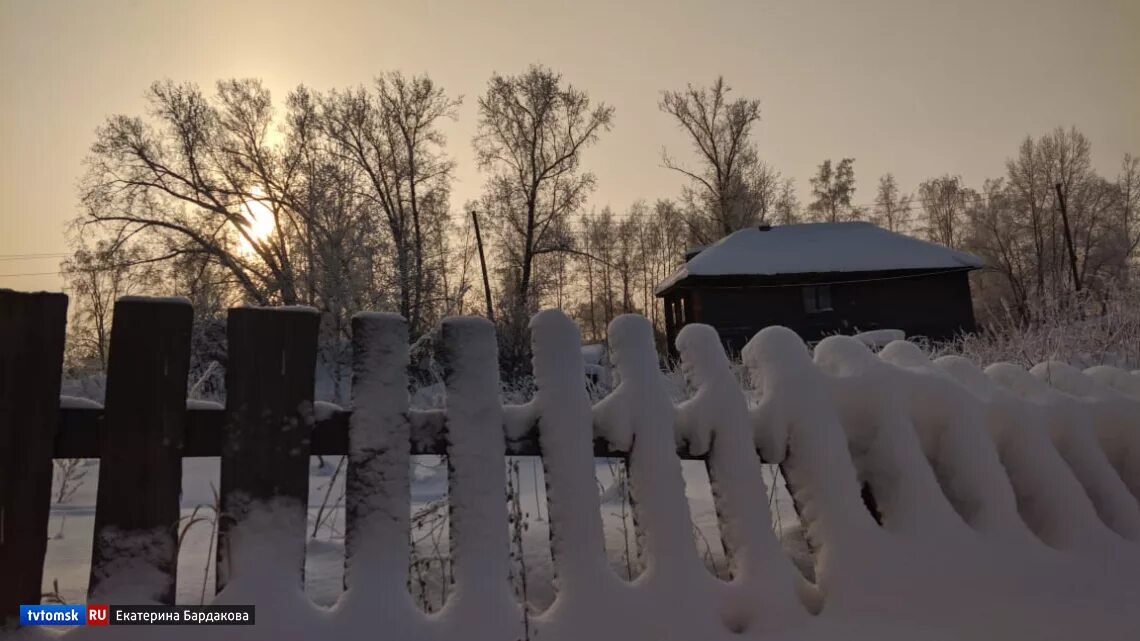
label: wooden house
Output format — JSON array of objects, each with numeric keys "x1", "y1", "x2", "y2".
[{"x1": 655, "y1": 222, "x2": 983, "y2": 354}]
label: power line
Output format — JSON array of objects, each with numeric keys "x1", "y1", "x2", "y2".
[
  {"x1": 0, "y1": 251, "x2": 69, "y2": 257},
  {"x1": 0, "y1": 270, "x2": 61, "y2": 277},
  {"x1": 586, "y1": 193, "x2": 998, "y2": 222},
  {"x1": 0, "y1": 254, "x2": 69, "y2": 262}
]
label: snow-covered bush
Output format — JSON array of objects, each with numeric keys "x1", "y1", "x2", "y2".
[{"x1": 936, "y1": 288, "x2": 1140, "y2": 369}]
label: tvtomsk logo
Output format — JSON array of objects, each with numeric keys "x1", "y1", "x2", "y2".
[{"x1": 18, "y1": 604, "x2": 107, "y2": 626}]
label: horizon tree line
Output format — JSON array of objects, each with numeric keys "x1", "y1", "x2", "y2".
[{"x1": 63, "y1": 67, "x2": 1140, "y2": 384}]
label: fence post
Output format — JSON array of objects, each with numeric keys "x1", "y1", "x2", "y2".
[
  {"x1": 0, "y1": 290, "x2": 68, "y2": 626},
  {"x1": 344, "y1": 313, "x2": 410, "y2": 598},
  {"x1": 217, "y1": 307, "x2": 318, "y2": 592},
  {"x1": 529, "y1": 310, "x2": 611, "y2": 588},
  {"x1": 437, "y1": 317, "x2": 518, "y2": 635},
  {"x1": 88, "y1": 298, "x2": 192, "y2": 604}
]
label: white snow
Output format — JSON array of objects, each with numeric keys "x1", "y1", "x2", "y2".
[
  {"x1": 86, "y1": 526, "x2": 174, "y2": 604},
  {"x1": 336, "y1": 312, "x2": 419, "y2": 636},
  {"x1": 313, "y1": 400, "x2": 343, "y2": 421},
  {"x1": 527, "y1": 310, "x2": 624, "y2": 639},
  {"x1": 580, "y1": 343, "x2": 606, "y2": 364},
  {"x1": 59, "y1": 395, "x2": 103, "y2": 409},
  {"x1": 853, "y1": 328, "x2": 905, "y2": 348},
  {"x1": 433, "y1": 316, "x2": 520, "y2": 640},
  {"x1": 116, "y1": 296, "x2": 192, "y2": 305},
  {"x1": 240, "y1": 305, "x2": 320, "y2": 314},
  {"x1": 675, "y1": 323, "x2": 816, "y2": 627},
  {"x1": 656, "y1": 222, "x2": 983, "y2": 294}
]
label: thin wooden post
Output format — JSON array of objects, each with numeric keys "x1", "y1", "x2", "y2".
[
  {"x1": 88, "y1": 298, "x2": 193, "y2": 604},
  {"x1": 1055, "y1": 182, "x2": 1082, "y2": 293},
  {"x1": 471, "y1": 208, "x2": 495, "y2": 322},
  {"x1": 217, "y1": 307, "x2": 319, "y2": 592},
  {"x1": 0, "y1": 290, "x2": 68, "y2": 626}
]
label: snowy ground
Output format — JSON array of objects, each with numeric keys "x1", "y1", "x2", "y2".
[{"x1": 41, "y1": 456, "x2": 803, "y2": 610}]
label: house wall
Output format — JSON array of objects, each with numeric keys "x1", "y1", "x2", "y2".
[{"x1": 666, "y1": 270, "x2": 976, "y2": 355}]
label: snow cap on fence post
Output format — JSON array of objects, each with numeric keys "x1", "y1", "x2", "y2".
[
  {"x1": 1085, "y1": 365, "x2": 1140, "y2": 399},
  {"x1": 529, "y1": 309, "x2": 611, "y2": 593},
  {"x1": 942, "y1": 358, "x2": 1125, "y2": 553},
  {"x1": 436, "y1": 316, "x2": 520, "y2": 635},
  {"x1": 604, "y1": 315, "x2": 709, "y2": 583},
  {"x1": 814, "y1": 334, "x2": 970, "y2": 539},
  {"x1": 676, "y1": 323, "x2": 812, "y2": 625},
  {"x1": 879, "y1": 340, "x2": 1032, "y2": 543},
  {"x1": 343, "y1": 312, "x2": 413, "y2": 607},
  {"x1": 1030, "y1": 361, "x2": 1140, "y2": 540},
  {"x1": 987, "y1": 361, "x2": 1140, "y2": 547},
  {"x1": 522, "y1": 310, "x2": 615, "y2": 615},
  {"x1": 740, "y1": 326, "x2": 883, "y2": 591}
]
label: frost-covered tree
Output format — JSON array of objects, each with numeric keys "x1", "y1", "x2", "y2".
[
  {"x1": 872, "y1": 173, "x2": 912, "y2": 232},
  {"x1": 313, "y1": 72, "x2": 461, "y2": 336},
  {"x1": 473, "y1": 64, "x2": 614, "y2": 366},
  {"x1": 918, "y1": 175, "x2": 974, "y2": 248},
  {"x1": 1117, "y1": 154, "x2": 1140, "y2": 261},
  {"x1": 960, "y1": 128, "x2": 1138, "y2": 325},
  {"x1": 772, "y1": 178, "x2": 801, "y2": 225},
  {"x1": 660, "y1": 77, "x2": 779, "y2": 243},
  {"x1": 807, "y1": 158, "x2": 858, "y2": 223}
]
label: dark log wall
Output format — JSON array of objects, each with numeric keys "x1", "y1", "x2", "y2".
[{"x1": 665, "y1": 270, "x2": 976, "y2": 354}]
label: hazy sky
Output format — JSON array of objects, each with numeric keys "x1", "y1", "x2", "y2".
[{"x1": 3, "y1": 0, "x2": 1138, "y2": 293}]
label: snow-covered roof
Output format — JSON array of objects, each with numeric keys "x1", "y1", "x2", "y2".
[{"x1": 655, "y1": 222, "x2": 983, "y2": 294}]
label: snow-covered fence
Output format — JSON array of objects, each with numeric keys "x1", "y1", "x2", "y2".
[{"x1": 2, "y1": 288, "x2": 1140, "y2": 639}]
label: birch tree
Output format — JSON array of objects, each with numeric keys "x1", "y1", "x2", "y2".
[{"x1": 473, "y1": 64, "x2": 614, "y2": 355}]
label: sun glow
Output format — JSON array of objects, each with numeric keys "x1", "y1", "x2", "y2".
[{"x1": 237, "y1": 187, "x2": 276, "y2": 253}]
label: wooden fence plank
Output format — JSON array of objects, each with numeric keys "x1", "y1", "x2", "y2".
[
  {"x1": 344, "y1": 313, "x2": 410, "y2": 598},
  {"x1": 88, "y1": 298, "x2": 193, "y2": 604},
  {"x1": 216, "y1": 307, "x2": 319, "y2": 592},
  {"x1": 437, "y1": 317, "x2": 518, "y2": 634},
  {"x1": 529, "y1": 310, "x2": 611, "y2": 589},
  {"x1": 0, "y1": 290, "x2": 68, "y2": 627}
]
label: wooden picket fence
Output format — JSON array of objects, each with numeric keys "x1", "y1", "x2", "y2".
[
  {"x1": 2, "y1": 288, "x2": 1139, "y2": 640},
  {"x1": 0, "y1": 291, "x2": 645, "y2": 625}
]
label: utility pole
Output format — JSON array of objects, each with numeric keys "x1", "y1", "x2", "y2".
[
  {"x1": 1055, "y1": 183, "x2": 1082, "y2": 293},
  {"x1": 470, "y1": 208, "x2": 495, "y2": 321}
]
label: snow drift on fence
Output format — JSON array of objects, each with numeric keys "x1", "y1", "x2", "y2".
[{"x1": 13, "y1": 311, "x2": 1140, "y2": 641}]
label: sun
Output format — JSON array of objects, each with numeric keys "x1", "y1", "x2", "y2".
[{"x1": 237, "y1": 187, "x2": 276, "y2": 253}]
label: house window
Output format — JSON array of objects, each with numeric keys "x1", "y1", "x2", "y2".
[{"x1": 802, "y1": 285, "x2": 833, "y2": 313}]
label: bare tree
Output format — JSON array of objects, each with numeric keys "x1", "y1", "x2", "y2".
[
  {"x1": 1115, "y1": 154, "x2": 1140, "y2": 282},
  {"x1": 473, "y1": 64, "x2": 614, "y2": 341},
  {"x1": 960, "y1": 127, "x2": 1137, "y2": 325},
  {"x1": 61, "y1": 241, "x2": 159, "y2": 370},
  {"x1": 314, "y1": 72, "x2": 461, "y2": 335},
  {"x1": 660, "y1": 77, "x2": 774, "y2": 243},
  {"x1": 872, "y1": 173, "x2": 913, "y2": 232},
  {"x1": 963, "y1": 178, "x2": 1034, "y2": 321},
  {"x1": 80, "y1": 79, "x2": 312, "y2": 305}
]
